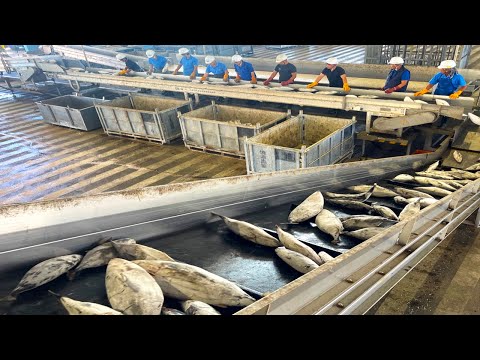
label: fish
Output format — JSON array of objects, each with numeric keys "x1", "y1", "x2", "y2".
[
  {"x1": 402, "y1": 197, "x2": 438, "y2": 208},
  {"x1": 314, "y1": 209, "x2": 344, "y2": 243},
  {"x1": 453, "y1": 150, "x2": 463, "y2": 163},
  {"x1": 412, "y1": 176, "x2": 457, "y2": 191},
  {"x1": 468, "y1": 112, "x2": 480, "y2": 126},
  {"x1": 414, "y1": 99, "x2": 429, "y2": 104},
  {"x1": 412, "y1": 186, "x2": 453, "y2": 197},
  {"x1": 73, "y1": 238, "x2": 136, "y2": 275},
  {"x1": 105, "y1": 258, "x2": 164, "y2": 315},
  {"x1": 9, "y1": 254, "x2": 83, "y2": 299},
  {"x1": 133, "y1": 260, "x2": 255, "y2": 307},
  {"x1": 318, "y1": 90, "x2": 338, "y2": 95},
  {"x1": 394, "y1": 187, "x2": 435, "y2": 199},
  {"x1": 57, "y1": 294, "x2": 123, "y2": 315},
  {"x1": 347, "y1": 184, "x2": 398, "y2": 198},
  {"x1": 324, "y1": 184, "x2": 376, "y2": 202},
  {"x1": 415, "y1": 171, "x2": 454, "y2": 180},
  {"x1": 270, "y1": 86, "x2": 295, "y2": 91},
  {"x1": 447, "y1": 169, "x2": 479, "y2": 180},
  {"x1": 371, "y1": 204, "x2": 399, "y2": 221},
  {"x1": 465, "y1": 163, "x2": 480, "y2": 171},
  {"x1": 297, "y1": 88, "x2": 317, "y2": 93},
  {"x1": 345, "y1": 94, "x2": 357, "y2": 97},
  {"x1": 341, "y1": 215, "x2": 397, "y2": 231},
  {"x1": 326, "y1": 198, "x2": 373, "y2": 212},
  {"x1": 342, "y1": 227, "x2": 385, "y2": 241},
  {"x1": 274, "y1": 247, "x2": 319, "y2": 274},
  {"x1": 435, "y1": 99, "x2": 450, "y2": 106},
  {"x1": 275, "y1": 225, "x2": 323, "y2": 264},
  {"x1": 392, "y1": 174, "x2": 415, "y2": 182},
  {"x1": 181, "y1": 300, "x2": 221, "y2": 315},
  {"x1": 288, "y1": 191, "x2": 325, "y2": 223},
  {"x1": 161, "y1": 307, "x2": 186, "y2": 315},
  {"x1": 398, "y1": 200, "x2": 421, "y2": 221},
  {"x1": 358, "y1": 95, "x2": 378, "y2": 98},
  {"x1": 111, "y1": 241, "x2": 175, "y2": 262},
  {"x1": 212, "y1": 213, "x2": 280, "y2": 247},
  {"x1": 425, "y1": 160, "x2": 440, "y2": 172},
  {"x1": 403, "y1": 96, "x2": 414, "y2": 102},
  {"x1": 317, "y1": 251, "x2": 334, "y2": 263}
]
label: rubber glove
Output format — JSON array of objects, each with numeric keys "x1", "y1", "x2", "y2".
[
  {"x1": 414, "y1": 88, "x2": 429, "y2": 96},
  {"x1": 343, "y1": 83, "x2": 351, "y2": 92},
  {"x1": 223, "y1": 73, "x2": 229, "y2": 82},
  {"x1": 200, "y1": 75, "x2": 207, "y2": 82},
  {"x1": 234, "y1": 75, "x2": 241, "y2": 83},
  {"x1": 449, "y1": 90, "x2": 462, "y2": 99},
  {"x1": 118, "y1": 69, "x2": 128, "y2": 76},
  {"x1": 306, "y1": 82, "x2": 318, "y2": 89},
  {"x1": 250, "y1": 74, "x2": 257, "y2": 84}
]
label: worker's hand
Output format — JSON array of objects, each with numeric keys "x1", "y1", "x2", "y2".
[
  {"x1": 200, "y1": 76, "x2": 207, "y2": 82},
  {"x1": 118, "y1": 69, "x2": 128, "y2": 76},
  {"x1": 281, "y1": 80, "x2": 293, "y2": 86},
  {"x1": 449, "y1": 90, "x2": 463, "y2": 99},
  {"x1": 250, "y1": 76, "x2": 257, "y2": 84},
  {"x1": 147, "y1": 71, "x2": 152, "y2": 76},
  {"x1": 306, "y1": 82, "x2": 318, "y2": 89},
  {"x1": 223, "y1": 74, "x2": 229, "y2": 82},
  {"x1": 384, "y1": 86, "x2": 397, "y2": 94},
  {"x1": 380, "y1": 87, "x2": 385, "y2": 91},
  {"x1": 172, "y1": 70, "x2": 178, "y2": 76},
  {"x1": 343, "y1": 83, "x2": 351, "y2": 92},
  {"x1": 414, "y1": 88, "x2": 429, "y2": 97},
  {"x1": 189, "y1": 73, "x2": 196, "y2": 80},
  {"x1": 263, "y1": 80, "x2": 271, "y2": 86},
  {"x1": 162, "y1": 66, "x2": 169, "y2": 73},
  {"x1": 234, "y1": 75, "x2": 241, "y2": 83}
]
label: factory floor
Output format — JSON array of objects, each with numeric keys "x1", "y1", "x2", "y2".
[{"x1": 0, "y1": 87, "x2": 479, "y2": 315}]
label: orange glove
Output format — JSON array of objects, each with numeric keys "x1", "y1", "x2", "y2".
[
  {"x1": 343, "y1": 83, "x2": 351, "y2": 92},
  {"x1": 118, "y1": 69, "x2": 128, "y2": 76},
  {"x1": 414, "y1": 88, "x2": 429, "y2": 96},
  {"x1": 251, "y1": 74, "x2": 257, "y2": 84},
  {"x1": 200, "y1": 75, "x2": 207, "y2": 82},
  {"x1": 306, "y1": 82, "x2": 318, "y2": 89},
  {"x1": 223, "y1": 73, "x2": 229, "y2": 82},
  {"x1": 189, "y1": 72, "x2": 196, "y2": 80},
  {"x1": 449, "y1": 90, "x2": 462, "y2": 99},
  {"x1": 234, "y1": 75, "x2": 241, "y2": 83}
]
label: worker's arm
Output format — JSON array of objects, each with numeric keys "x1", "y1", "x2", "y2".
[
  {"x1": 200, "y1": 68, "x2": 209, "y2": 81},
  {"x1": 223, "y1": 70, "x2": 229, "y2": 82},
  {"x1": 147, "y1": 64, "x2": 153, "y2": 75},
  {"x1": 250, "y1": 71, "x2": 257, "y2": 84},
  {"x1": 263, "y1": 71, "x2": 277, "y2": 86},
  {"x1": 414, "y1": 83, "x2": 434, "y2": 96},
  {"x1": 385, "y1": 79, "x2": 408, "y2": 94},
  {"x1": 172, "y1": 64, "x2": 181, "y2": 75},
  {"x1": 449, "y1": 85, "x2": 468, "y2": 99},
  {"x1": 340, "y1": 74, "x2": 351, "y2": 92},
  {"x1": 190, "y1": 66, "x2": 198, "y2": 79},
  {"x1": 307, "y1": 73, "x2": 325, "y2": 88},
  {"x1": 281, "y1": 72, "x2": 297, "y2": 86}
]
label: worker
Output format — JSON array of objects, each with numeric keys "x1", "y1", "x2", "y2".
[
  {"x1": 263, "y1": 54, "x2": 297, "y2": 86},
  {"x1": 146, "y1": 50, "x2": 169, "y2": 75},
  {"x1": 115, "y1": 53, "x2": 143, "y2": 76},
  {"x1": 414, "y1": 60, "x2": 467, "y2": 99},
  {"x1": 306, "y1": 57, "x2": 350, "y2": 91},
  {"x1": 200, "y1": 56, "x2": 229, "y2": 82},
  {"x1": 172, "y1": 48, "x2": 198, "y2": 79},
  {"x1": 381, "y1": 57, "x2": 410, "y2": 93},
  {"x1": 232, "y1": 54, "x2": 257, "y2": 84}
]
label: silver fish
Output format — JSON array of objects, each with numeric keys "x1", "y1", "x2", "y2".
[
  {"x1": 343, "y1": 227, "x2": 385, "y2": 241},
  {"x1": 371, "y1": 204, "x2": 399, "y2": 221},
  {"x1": 425, "y1": 160, "x2": 440, "y2": 172},
  {"x1": 324, "y1": 184, "x2": 376, "y2": 202},
  {"x1": 59, "y1": 296, "x2": 123, "y2": 315},
  {"x1": 326, "y1": 198, "x2": 373, "y2": 212},
  {"x1": 415, "y1": 171, "x2": 454, "y2": 180},
  {"x1": 161, "y1": 307, "x2": 186, "y2": 315},
  {"x1": 347, "y1": 184, "x2": 398, "y2": 198},
  {"x1": 317, "y1": 251, "x2": 334, "y2": 263},
  {"x1": 413, "y1": 186, "x2": 452, "y2": 197},
  {"x1": 288, "y1": 191, "x2": 325, "y2": 223},
  {"x1": 181, "y1": 300, "x2": 221, "y2": 315},
  {"x1": 314, "y1": 209, "x2": 344, "y2": 243},
  {"x1": 413, "y1": 176, "x2": 457, "y2": 191},
  {"x1": 111, "y1": 242, "x2": 175, "y2": 262},
  {"x1": 394, "y1": 187, "x2": 435, "y2": 199},
  {"x1": 275, "y1": 225, "x2": 323, "y2": 264},
  {"x1": 341, "y1": 215, "x2": 397, "y2": 231},
  {"x1": 392, "y1": 174, "x2": 415, "y2": 182},
  {"x1": 275, "y1": 247, "x2": 319, "y2": 274},
  {"x1": 398, "y1": 200, "x2": 421, "y2": 221}
]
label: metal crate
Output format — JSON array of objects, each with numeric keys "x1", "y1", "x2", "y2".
[
  {"x1": 178, "y1": 101, "x2": 290, "y2": 157},
  {"x1": 245, "y1": 112, "x2": 356, "y2": 174},
  {"x1": 36, "y1": 95, "x2": 107, "y2": 131},
  {"x1": 95, "y1": 94, "x2": 193, "y2": 144}
]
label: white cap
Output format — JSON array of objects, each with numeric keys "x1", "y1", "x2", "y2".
[
  {"x1": 232, "y1": 54, "x2": 243, "y2": 63},
  {"x1": 275, "y1": 54, "x2": 288, "y2": 63},
  {"x1": 146, "y1": 50, "x2": 155, "y2": 58},
  {"x1": 116, "y1": 53, "x2": 127, "y2": 60},
  {"x1": 205, "y1": 55, "x2": 215, "y2": 64},
  {"x1": 326, "y1": 57, "x2": 338, "y2": 65},
  {"x1": 438, "y1": 59, "x2": 456, "y2": 69},
  {"x1": 388, "y1": 56, "x2": 404, "y2": 65},
  {"x1": 178, "y1": 47, "x2": 189, "y2": 55}
]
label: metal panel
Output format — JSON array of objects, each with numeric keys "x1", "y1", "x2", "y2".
[
  {"x1": 35, "y1": 95, "x2": 106, "y2": 131},
  {"x1": 95, "y1": 94, "x2": 191, "y2": 144}
]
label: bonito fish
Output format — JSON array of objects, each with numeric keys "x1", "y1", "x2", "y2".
[
  {"x1": 288, "y1": 191, "x2": 325, "y2": 223},
  {"x1": 314, "y1": 209, "x2": 344, "y2": 243},
  {"x1": 275, "y1": 247, "x2": 319, "y2": 274}
]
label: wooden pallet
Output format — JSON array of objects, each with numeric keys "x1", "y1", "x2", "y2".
[{"x1": 185, "y1": 144, "x2": 246, "y2": 159}]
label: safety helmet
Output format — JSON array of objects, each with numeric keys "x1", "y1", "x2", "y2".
[
  {"x1": 388, "y1": 56, "x2": 404, "y2": 65},
  {"x1": 326, "y1": 57, "x2": 338, "y2": 65},
  {"x1": 146, "y1": 50, "x2": 155, "y2": 58},
  {"x1": 116, "y1": 53, "x2": 127, "y2": 60},
  {"x1": 205, "y1": 55, "x2": 215, "y2": 64},
  {"x1": 178, "y1": 47, "x2": 189, "y2": 55},
  {"x1": 438, "y1": 60, "x2": 456, "y2": 69},
  {"x1": 232, "y1": 54, "x2": 243, "y2": 63},
  {"x1": 275, "y1": 54, "x2": 288, "y2": 63}
]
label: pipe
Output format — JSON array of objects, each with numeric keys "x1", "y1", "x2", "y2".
[{"x1": 373, "y1": 111, "x2": 438, "y2": 131}]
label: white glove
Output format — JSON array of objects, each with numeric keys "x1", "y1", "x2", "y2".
[{"x1": 162, "y1": 66, "x2": 168, "y2": 73}]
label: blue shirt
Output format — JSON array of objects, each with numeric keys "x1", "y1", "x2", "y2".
[
  {"x1": 148, "y1": 56, "x2": 167, "y2": 71},
  {"x1": 234, "y1": 61, "x2": 255, "y2": 81},
  {"x1": 205, "y1": 61, "x2": 228, "y2": 76},
  {"x1": 180, "y1": 56, "x2": 199, "y2": 76},
  {"x1": 429, "y1": 72, "x2": 467, "y2": 96}
]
